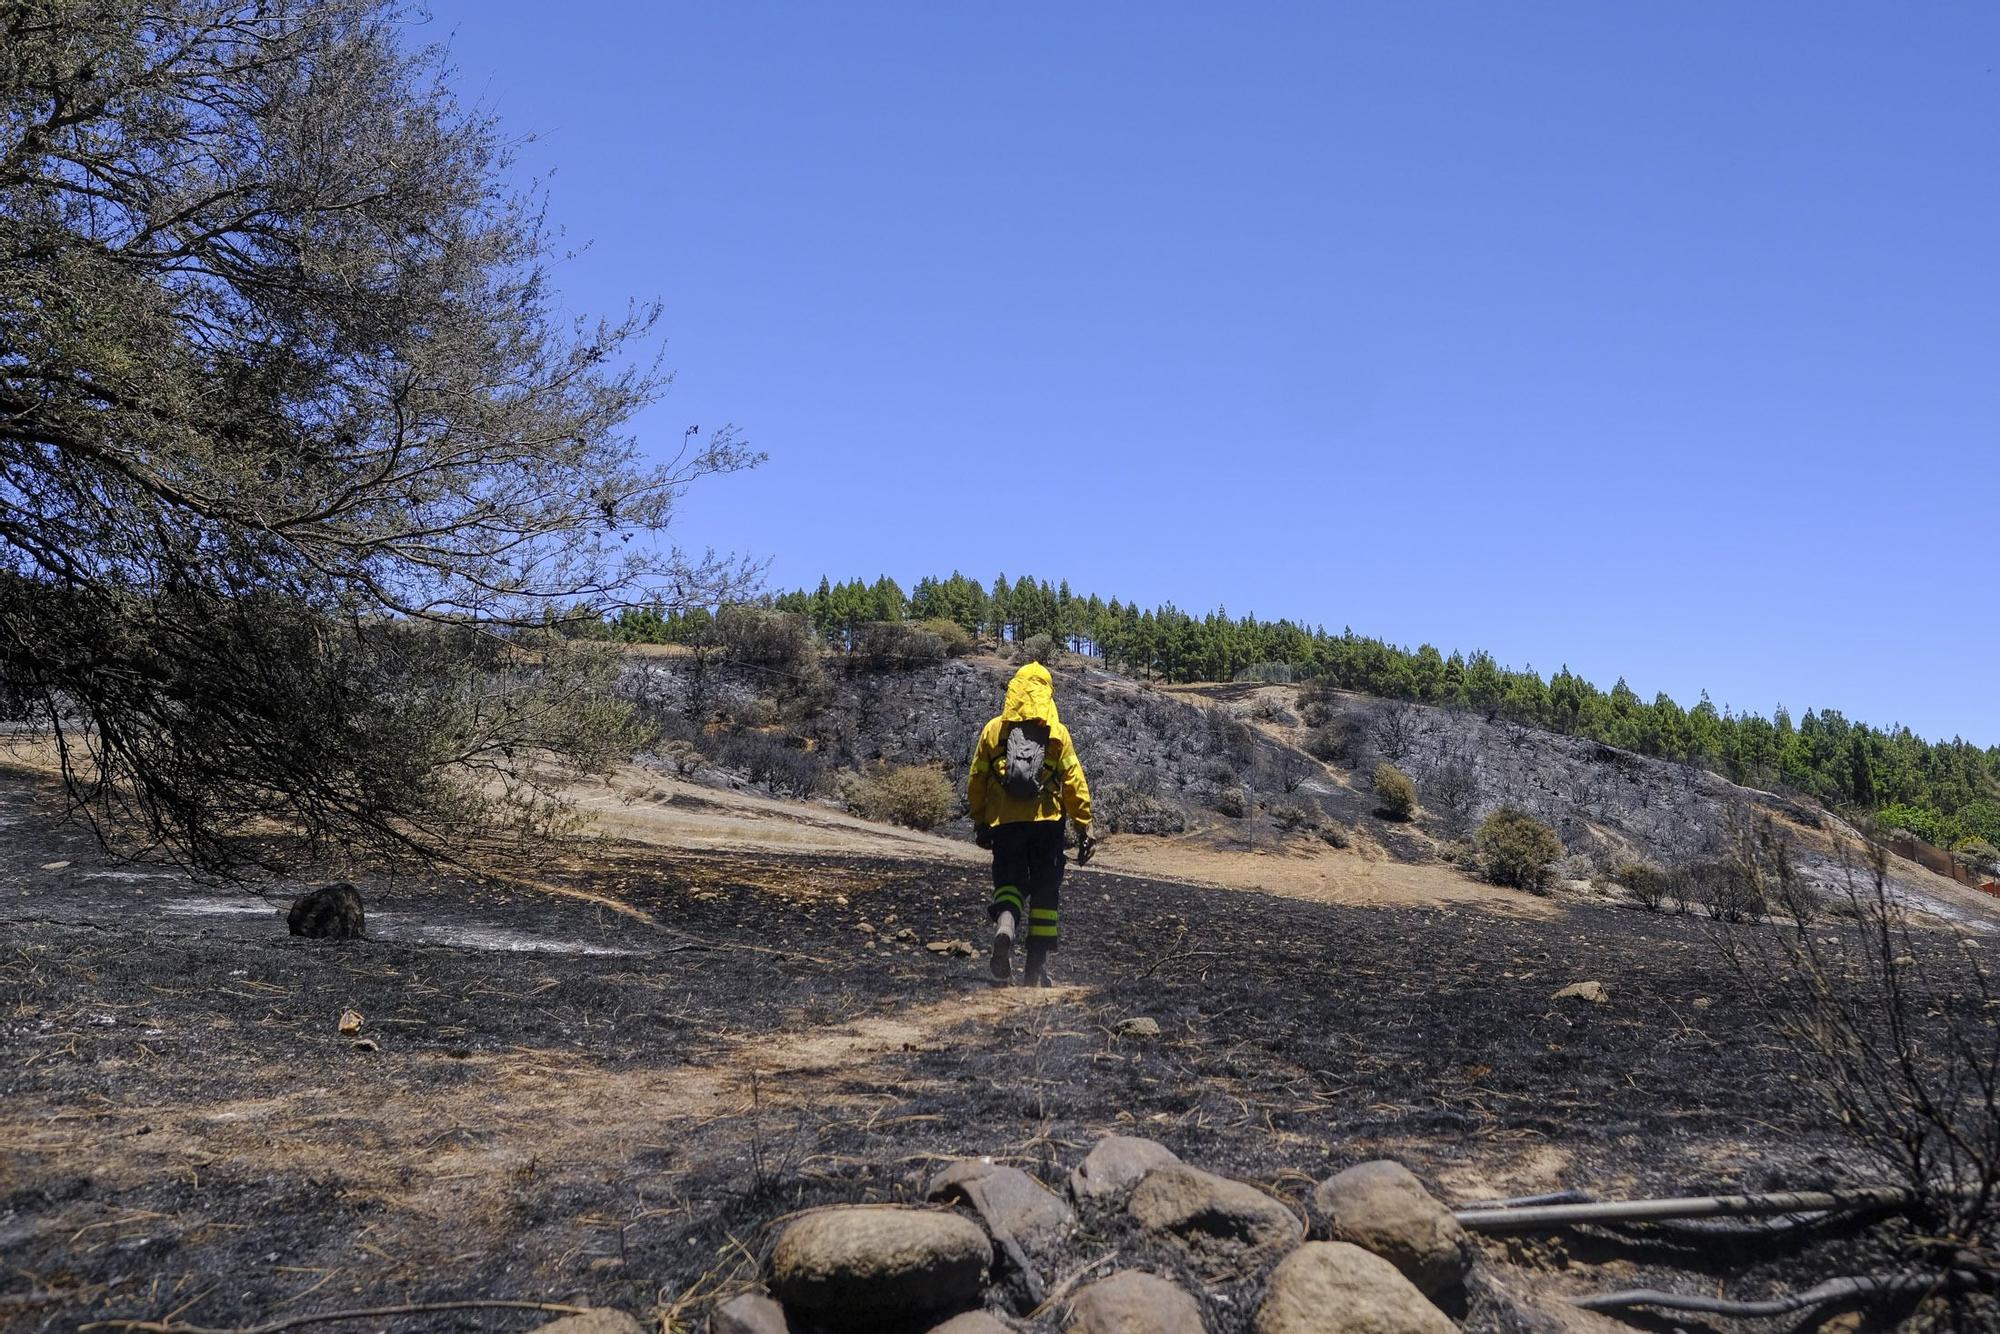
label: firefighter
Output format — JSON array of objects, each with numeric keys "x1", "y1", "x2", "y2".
[{"x1": 967, "y1": 662, "x2": 1094, "y2": 986}]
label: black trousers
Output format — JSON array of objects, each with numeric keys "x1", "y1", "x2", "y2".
[{"x1": 988, "y1": 819, "x2": 1064, "y2": 949}]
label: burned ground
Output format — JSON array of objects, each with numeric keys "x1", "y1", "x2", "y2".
[{"x1": 5, "y1": 762, "x2": 1962, "y2": 1333}]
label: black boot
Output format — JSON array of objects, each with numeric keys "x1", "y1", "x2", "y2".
[{"x1": 1023, "y1": 941, "x2": 1054, "y2": 988}]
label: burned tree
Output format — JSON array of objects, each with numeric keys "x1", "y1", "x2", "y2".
[
  {"x1": 0, "y1": 1, "x2": 759, "y2": 869},
  {"x1": 1721, "y1": 824, "x2": 2000, "y2": 1324}
]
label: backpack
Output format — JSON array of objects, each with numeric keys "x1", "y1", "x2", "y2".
[{"x1": 998, "y1": 722, "x2": 1051, "y2": 800}]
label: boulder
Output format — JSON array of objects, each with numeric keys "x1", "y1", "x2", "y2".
[
  {"x1": 532, "y1": 1312, "x2": 647, "y2": 1334},
  {"x1": 1254, "y1": 1242, "x2": 1455, "y2": 1334},
  {"x1": 1063, "y1": 1270, "x2": 1204, "y2": 1334},
  {"x1": 769, "y1": 1206, "x2": 990, "y2": 1330},
  {"x1": 709, "y1": 1292, "x2": 789, "y2": 1334},
  {"x1": 928, "y1": 1314, "x2": 1012, "y2": 1334},
  {"x1": 1311, "y1": 1161, "x2": 1471, "y2": 1302},
  {"x1": 287, "y1": 882, "x2": 365, "y2": 939},
  {"x1": 928, "y1": 1159, "x2": 1075, "y2": 1255},
  {"x1": 1128, "y1": 1163, "x2": 1302, "y2": 1267},
  {"x1": 1069, "y1": 1135, "x2": 1181, "y2": 1210},
  {"x1": 1113, "y1": 1017, "x2": 1161, "y2": 1038}
]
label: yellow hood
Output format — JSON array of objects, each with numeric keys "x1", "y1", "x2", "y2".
[{"x1": 1001, "y1": 662, "x2": 1060, "y2": 728}]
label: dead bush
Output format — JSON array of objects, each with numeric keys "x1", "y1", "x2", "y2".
[
  {"x1": 715, "y1": 730, "x2": 821, "y2": 798},
  {"x1": 1214, "y1": 786, "x2": 1249, "y2": 819},
  {"x1": 1096, "y1": 783, "x2": 1187, "y2": 836},
  {"x1": 1270, "y1": 803, "x2": 1319, "y2": 834},
  {"x1": 841, "y1": 763, "x2": 954, "y2": 830},
  {"x1": 853, "y1": 620, "x2": 948, "y2": 670},
  {"x1": 1720, "y1": 831, "x2": 2000, "y2": 1317},
  {"x1": 1475, "y1": 808, "x2": 1565, "y2": 892},
  {"x1": 1304, "y1": 719, "x2": 1362, "y2": 765},
  {"x1": 1372, "y1": 762, "x2": 1417, "y2": 821},
  {"x1": 1320, "y1": 823, "x2": 1351, "y2": 850},
  {"x1": 1206, "y1": 707, "x2": 1258, "y2": 767},
  {"x1": 1425, "y1": 759, "x2": 1480, "y2": 837},
  {"x1": 1372, "y1": 703, "x2": 1418, "y2": 762}
]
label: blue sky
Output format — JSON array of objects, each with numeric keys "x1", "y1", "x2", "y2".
[{"x1": 423, "y1": 3, "x2": 1999, "y2": 744}]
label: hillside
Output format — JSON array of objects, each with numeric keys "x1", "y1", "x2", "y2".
[{"x1": 621, "y1": 648, "x2": 1998, "y2": 930}]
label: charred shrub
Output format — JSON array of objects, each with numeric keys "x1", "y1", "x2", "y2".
[
  {"x1": 1476, "y1": 808, "x2": 1565, "y2": 892},
  {"x1": 716, "y1": 730, "x2": 821, "y2": 797},
  {"x1": 717, "y1": 606, "x2": 816, "y2": 672},
  {"x1": 1097, "y1": 783, "x2": 1187, "y2": 836},
  {"x1": 852, "y1": 620, "x2": 947, "y2": 670},
  {"x1": 1206, "y1": 707, "x2": 1257, "y2": 767},
  {"x1": 1214, "y1": 786, "x2": 1249, "y2": 819},
  {"x1": 841, "y1": 763, "x2": 954, "y2": 830},
  {"x1": 1304, "y1": 719, "x2": 1362, "y2": 765},
  {"x1": 1372, "y1": 762, "x2": 1417, "y2": 821},
  {"x1": 1320, "y1": 822, "x2": 1351, "y2": 850},
  {"x1": 1270, "y1": 803, "x2": 1319, "y2": 834},
  {"x1": 1425, "y1": 759, "x2": 1480, "y2": 837}
]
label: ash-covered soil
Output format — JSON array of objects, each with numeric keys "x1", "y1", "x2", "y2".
[{"x1": 0, "y1": 777, "x2": 1937, "y2": 1333}]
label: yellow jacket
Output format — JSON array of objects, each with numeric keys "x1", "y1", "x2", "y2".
[{"x1": 968, "y1": 663, "x2": 1092, "y2": 829}]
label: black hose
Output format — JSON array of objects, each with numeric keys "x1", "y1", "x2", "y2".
[{"x1": 1576, "y1": 1269, "x2": 1990, "y2": 1317}]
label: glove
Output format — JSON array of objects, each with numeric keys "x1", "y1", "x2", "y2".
[
  {"x1": 974, "y1": 824, "x2": 995, "y2": 850},
  {"x1": 1075, "y1": 826, "x2": 1097, "y2": 865}
]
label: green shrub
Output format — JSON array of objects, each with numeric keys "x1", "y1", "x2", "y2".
[
  {"x1": 842, "y1": 764, "x2": 954, "y2": 830},
  {"x1": 1612, "y1": 860, "x2": 1671, "y2": 911},
  {"x1": 1014, "y1": 634, "x2": 1060, "y2": 666},
  {"x1": 1475, "y1": 808, "x2": 1565, "y2": 892},
  {"x1": 1372, "y1": 763, "x2": 1417, "y2": 821},
  {"x1": 1234, "y1": 662, "x2": 1295, "y2": 684},
  {"x1": 913, "y1": 618, "x2": 975, "y2": 657}
]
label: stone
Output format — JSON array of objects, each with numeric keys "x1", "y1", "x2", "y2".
[
  {"x1": 287, "y1": 882, "x2": 365, "y2": 939},
  {"x1": 1113, "y1": 1017, "x2": 1160, "y2": 1038},
  {"x1": 927, "y1": 1159, "x2": 1075, "y2": 1255},
  {"x1": 1254, "y1": 1242, "x2": 1455, "y2": 1334},
  {"x1": 769, "y1": 1206, "x2": 990, "y2": 1329},
  {"x1": 1311, "y1": 1160, "x2": 1471, "y2": 1302},
  {"x1": 928, "y1": 1314, "x2": 1012, "y2": 1334},
  {"x1": 709, "y1": 1292, "x2": 789, "y2": 1334},
  {"x1": 1128, "y1": 1163, "x2": 1303, "y2": 1267},
  {"x1": 1063, "y1": 1270, "x2": 1203, "y2": 1334},
  {"x1": 1069, "y1": 1135, "x2": 1182, "y2": 1209},
  {"x1": 1551, "y1": 980, "x2": 1606, "y2": 1004},
  {"x1": 1692, "y1": 997, "x2": 1713, "y2": 1010},
  {"x1": 531, "y1": 1312, "x2": 648, "y2": 1334},
  {"x1": 927, "y1": 939, "x2": 975, "y2": 957}
]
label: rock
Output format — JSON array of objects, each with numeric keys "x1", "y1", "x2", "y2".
[
  {"x1": 1551, "y1": 980, "x2": 1606, "y2": 1004},
  {"x1": 1069, "y1": 1135, "x2": 1182, "y2": 1209},
  {"x1": 1692, "y1": 997, "x2": 1713, "y2": 1010},
  {"x1": 895, "y1": 927, "x2": 917, "y2": 942},
  {"x1": 1113, "y1": 1017, "x2": 1160, "y2": 1038},
  {"x1": 1311, "y1": 1161, "x2": 1471, "y2": 1302},
  {"x1": 928, "y1": 1159, "x2": 1075, "y2": 1255},
  {"x1": 287, "y1": 882, "x2": 365, "y2": 939},
  {"x1": 710, "y1": 1292, "x2": 789, "y2": 1334},
  {"x1": 856, "y1": 922, "x2": 876, "y2": 935},
  {"x1": 337, "y1": 1009, "x2": 364, "y2": 1035},
  {"x1": 1128, "y1": 1163, "x2": 1303, "y2": 1267},
  {"x1": 928, "y1": 939, "x2": 976, "y2": 957},
  {"x1": 928, "y1": 1314, "x2": 1011, "y2": 1334},
  {"x1": 1254, "y1": 1242, "x2": 1455, "y2": 1334},
  {"x1": 531, "y1": 1311, "x2": 648, "y2": 1334},
  {"x1": 769, "y1": 1206, "x2": 990, "y2": 1329},
  {"x1": 1063, "y1": 1270, "x2": 1204, "y2": 1334}
]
